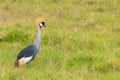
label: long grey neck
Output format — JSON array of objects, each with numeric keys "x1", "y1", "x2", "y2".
[{"x1": 34, "y1": 25, "x2": 41, "y2": 50}]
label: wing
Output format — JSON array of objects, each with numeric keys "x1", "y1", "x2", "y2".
[{"x1": 17, "y1": 44, "x2": 38, "y2": 60}]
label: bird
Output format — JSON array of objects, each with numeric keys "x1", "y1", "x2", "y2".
[{"x1": 14, "y1": 18, "x2": 46, "y2": 67}]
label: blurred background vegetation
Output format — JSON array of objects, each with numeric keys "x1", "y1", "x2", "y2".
[{"x1": 0, "y1": 0, "x2": 120, "y2": 80}]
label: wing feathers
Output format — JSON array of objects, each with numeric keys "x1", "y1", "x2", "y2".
[{"x1": 19, "y1": 56, "x2": 33, "y2": 63}]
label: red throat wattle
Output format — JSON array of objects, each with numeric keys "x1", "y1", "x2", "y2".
[{"x1": 40, "y1": 27, "x2": 42, "y2": 30}]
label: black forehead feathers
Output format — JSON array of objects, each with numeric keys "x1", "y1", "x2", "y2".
[{"x1": 41, "y1": 22, "x2": 45, "y2": 25}]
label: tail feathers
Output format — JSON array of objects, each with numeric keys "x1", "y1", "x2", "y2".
[
  {"x1": 14, "y1": 60, "x2": 19, "y2": 67},
  {"x1": 14, "y1": 56, "x2": 33, "y2": 67}
]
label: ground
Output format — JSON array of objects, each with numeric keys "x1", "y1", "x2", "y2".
[{"x1": 0, "y1": 0, "x2": 120, "y2": 80}]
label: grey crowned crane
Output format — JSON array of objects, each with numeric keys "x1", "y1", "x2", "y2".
[{"x1": 14, "y1": 19, "x2": 46, "y2": 67}]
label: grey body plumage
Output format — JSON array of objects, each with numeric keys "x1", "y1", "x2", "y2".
[{"x1": 15, "y1": 21, "x2": 46, "y2": 67}]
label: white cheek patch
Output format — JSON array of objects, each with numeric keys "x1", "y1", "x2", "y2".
[
  {"x1": 40, "y1": 23, "x2": 43, "y2": 26},
  {"x1": 19, "y1": 56, "x2": 33, "y2": 63}
]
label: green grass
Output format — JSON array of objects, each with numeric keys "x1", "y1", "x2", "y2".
[{"x1": 0, "y1": 0, "x2": 120, "y2": 80}]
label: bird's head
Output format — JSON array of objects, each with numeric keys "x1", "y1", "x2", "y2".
[
  {"x1": 37, "y1": 18, "x2": 46, "y2": 30},
  {"x1": 38, "y1": 22, "x2": 46, "y2": 30}
]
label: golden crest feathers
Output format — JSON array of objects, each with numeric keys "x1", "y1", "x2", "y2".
[{"x1": 36, "y1": 17, "x2": 45, "y2": 24}]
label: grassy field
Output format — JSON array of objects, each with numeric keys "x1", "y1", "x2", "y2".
[{"x1": 0, "y1": 0, "x2": 120, "y2": 80}]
